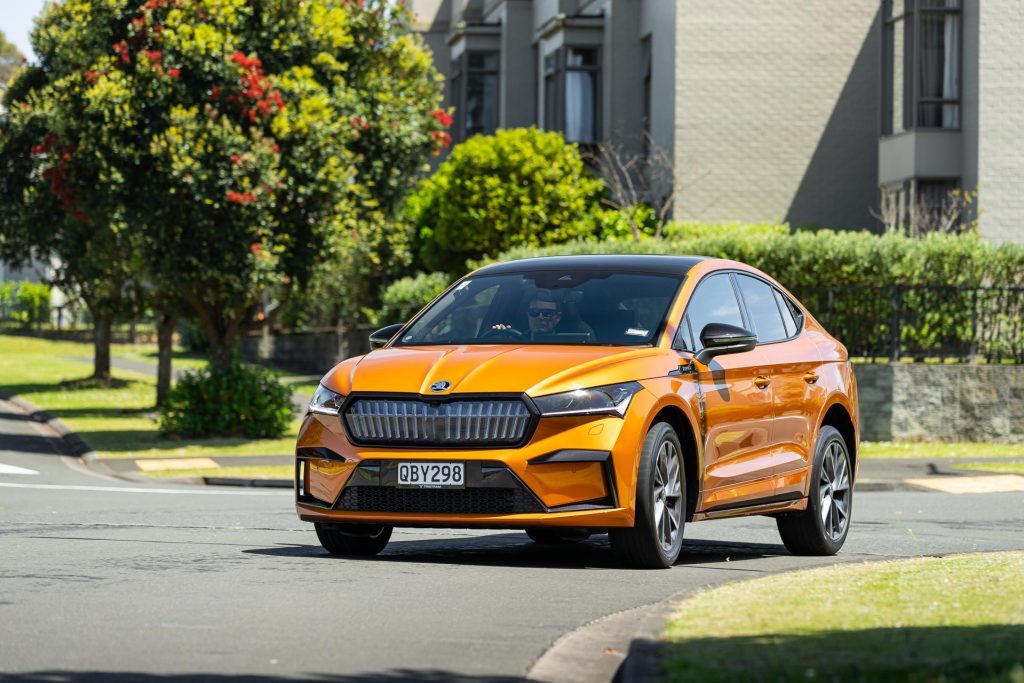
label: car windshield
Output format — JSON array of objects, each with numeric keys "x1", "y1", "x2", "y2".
[{"x1": 395, "y1": 270, "x2": 683, "y2": 347}]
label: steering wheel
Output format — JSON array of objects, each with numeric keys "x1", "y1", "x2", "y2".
[{"x1": 480, "y1": 326, "x2": 524, "y2": 340}]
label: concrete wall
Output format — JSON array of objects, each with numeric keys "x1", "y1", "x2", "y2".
[
  {"x1": 855, "y1": 364, "x2": 1024, "y2": 444},
  {"x1": 977, "y1": 2, "x2": 1024, "y2": 244},
  {"x1": 674, "y1": 0, "x2": 881, "y2": 229}
]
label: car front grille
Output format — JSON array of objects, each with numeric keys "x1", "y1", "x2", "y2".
[
  {"x1": 343, "y1": 397, "x2": 532, "y2": 446},
  {"x1": 334, "y1": 486, "x2": 544, "y2": 515}
]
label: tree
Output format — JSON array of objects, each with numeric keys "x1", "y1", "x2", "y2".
[
  {"x1": 4, "y1": 0, "x2": 448, "y2": 379},
  {"x1": 0, "y1": 30, "x2": 24, "y2": 84},
  {"x1": 0, "y1": 64, "x2": 135, "y2": 381},
  {"x1": 406, "y1": 128, "x2": 604, "y2": 274}
]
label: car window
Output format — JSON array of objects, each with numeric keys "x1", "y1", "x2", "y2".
[
  {"x1": 735, "y1": 274, "x2": 788, "y2": 343},
  {"x1": 685, "y1": 273, "x2": 745, "y2": 351},
  {"x1": 773, "y1": 288, "x2": 798, "y2": 337},
  {"x1": 397, "y1": 270, "x2": 682, "y2": 346}
]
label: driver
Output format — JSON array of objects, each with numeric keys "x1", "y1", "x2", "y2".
[{"x1": 491, "y1": 289, "x2": 563, "y2": 338}]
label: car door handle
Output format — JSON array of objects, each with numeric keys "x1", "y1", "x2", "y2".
[
  {"x1": 754, "y1": 375, "x2": 771, "y2": 389},
  {"x1": 803, "y1": 371, "x2": 819, "y2": 384}
]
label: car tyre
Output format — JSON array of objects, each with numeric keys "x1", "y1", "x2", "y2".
[
  {"x1": 776, "y1": 425, "x2": 853, "y2": 555},
  {"x1": 315, "y1": 522, "x2": 393, "y2": 556},
  {"x1": 525, "y1": 527, "x2": 591, "y2": 544},
  {"x1": 609, "y1": 422, "x2": 685, "y2": 569}
]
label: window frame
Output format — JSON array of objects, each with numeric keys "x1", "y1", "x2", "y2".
[
  {"x1": 882, "y1": 0, "x2": 963, "y2": 135},
  {"x1": 673, "y1": 270, "x2": 805, "y2": 352},
  {"x1": 541, "y1": 45, "x2": 602, "y2": 148},
  {"x1": 451, "y1": 49, "x2": 500, "y2": 144}
]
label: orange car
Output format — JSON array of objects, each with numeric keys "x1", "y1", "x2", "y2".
[{"x1": 296, "y1": 255, "x2": 857, "y2": 568}]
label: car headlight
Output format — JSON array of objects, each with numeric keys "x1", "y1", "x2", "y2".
[
  {"x1": 308, "y1": 384, "x2": 345, "y2": 415},
  {"x1": 533, "y1": 382, "x2": 643, "y2": 418}
]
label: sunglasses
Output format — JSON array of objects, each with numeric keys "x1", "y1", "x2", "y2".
[{"x1": 528, "y1": 307, "x2": 558, "y2": 319}]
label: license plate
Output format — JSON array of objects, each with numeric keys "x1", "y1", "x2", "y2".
[{"x1": 397, "y1": 462, "x2": 465, "y2": 489}]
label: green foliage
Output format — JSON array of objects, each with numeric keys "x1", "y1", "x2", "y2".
[
  {"x1": 488, "y1": 227, "x2": 1024, "y2": 360},
  {"x1": 661, "y1": 221, "x2": 791, "y2": 241},
  {"x1": 159, "y1": 362, "x2": 293, "y2": 438},
  {"x1": 368, "y1": 271, "x2": 452, "y2": 326},
  {"x1": 1, "y1": 0, "x2": 447, "y2": 364},
  {"x1": 0, "y1": 280, "x2": 51, "y2": 327},
  {"x1": 0, "y1": 30, "x2": 23, "y2": 84},
  {"x1": 406, "y1": 128, "x2": 605, "y2": 274}
]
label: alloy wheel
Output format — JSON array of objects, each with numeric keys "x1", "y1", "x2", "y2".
[
  {"x1": 652, "y1": 439, "x2": 683, "y2": 553},
  {"x1": 819, "y1": 440, "x2": 851, "y2": 541}
]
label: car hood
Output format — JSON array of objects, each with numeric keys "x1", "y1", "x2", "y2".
[{"x1": 322, "y1": 344, "x2": 677, "y2": 398}]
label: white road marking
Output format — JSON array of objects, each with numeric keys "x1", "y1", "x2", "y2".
[
  {"x1": 0, "y1": 463, "x2": 40, "y2": 476},
  {"x1": 0, "y1": 482, "x2": 290, "y2": 496}
]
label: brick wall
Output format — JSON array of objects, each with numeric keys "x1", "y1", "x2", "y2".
[{"x1": 674, "y1": 1, "x2": 881, "y2": 230}]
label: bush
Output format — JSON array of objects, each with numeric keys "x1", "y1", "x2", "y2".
[
  {"x1": 370, "y1": 271, "x2": 452, "y2": 326},
  {"x1": 0, "y1": 281, "x2": 50, "y2": 327},
  {"x1": 159, "y1": 363, "x2": 293, "y2": 438},
  {"x1": 487, "y1": 227, "x2": 1024, "y2": 361},
  {"x1": 406, "y1": 127, "x2": 605, "y2": 274}
]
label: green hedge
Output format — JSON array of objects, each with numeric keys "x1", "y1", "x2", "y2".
[{"x1": 484, "y1": 227, "x2": 1024, "y2": 361}]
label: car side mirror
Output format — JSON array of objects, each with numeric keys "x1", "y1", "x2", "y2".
[
  {"x1": 369, "y1": 323, "x2": 404, "y2": 350},
  {"x1": 694, "y1": 323, "x2": 757, "y2": 365}
]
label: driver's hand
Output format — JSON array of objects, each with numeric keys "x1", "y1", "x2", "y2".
[{"x1": 491, "y1": 323, "x2": 513, "y2": 330}]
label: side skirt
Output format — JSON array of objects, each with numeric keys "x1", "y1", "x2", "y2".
[{"x1": 692, "y1": 493, "x2": 807, "y2": 521}]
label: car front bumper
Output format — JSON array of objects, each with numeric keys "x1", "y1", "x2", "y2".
[{"x1": 293, "y1": 389, "x2": 660, "y2": 528}]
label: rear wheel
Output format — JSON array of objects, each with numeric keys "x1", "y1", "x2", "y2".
[
  {"x1": 609, "y1": 422, "x2": 685, "y2": 569},
  {"x1": 314, "y1": 522, "x2": 393, "y2": 556},
  {"x1": 525, "y1": 527, "x2": 591, "y2": 544},
  {"x1": 776, "y1": 426, "x2": 852, "y2": 555}
]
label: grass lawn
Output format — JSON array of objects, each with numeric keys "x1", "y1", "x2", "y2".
[
  {"x1": 0, "y1": 334, "x2": 300, "y2": 459},
  {"x1": 146, "y1": 465, "x2": 293, "y2": 479},
  {"x1": 953, "y1": 461, "x2": 1024, "y2": 475},
  {"x1": 861, "y1": 441, "x2": 1024, "y2": 459},
  {"x1": 662, "y1": 552, "x2": 1024, "y2": 683}
]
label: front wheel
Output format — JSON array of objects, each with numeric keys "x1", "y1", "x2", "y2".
[
  {"x1": 609, "y1": 422, "x2": 685, "y2": 569},
  {"x1": 776, "y1": 426, "x2": 853, "y2": 555},
  {"x1": 315, "y1": 522, "x2": 393, "y2": 556}
]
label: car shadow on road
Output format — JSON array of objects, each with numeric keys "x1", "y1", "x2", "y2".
[
  {"x1": 243, "y1": 534, "x2": 788, "y2": 570},
  {"x1": 0, "y1": 671, "x2": 526, "y2": 683}
]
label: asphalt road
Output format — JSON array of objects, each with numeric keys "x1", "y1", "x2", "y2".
[{"x1": 1, "y1": 397, "x2": 1023, "y2": 682}]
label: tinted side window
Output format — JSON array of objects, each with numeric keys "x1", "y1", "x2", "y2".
[
  {"x1": 736, "y1": 274, "x2": 788, "y2": 343},
  {"x1": 773, "y1": 289, "x2": 797, "y2": 337},
  {"x1": 686, "y1": 274, "x2": 745, "y2": 350}
]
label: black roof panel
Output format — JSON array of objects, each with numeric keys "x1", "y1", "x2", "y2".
[{"x1": 478, "y1": 254, "x2": 707, "y2": 277}]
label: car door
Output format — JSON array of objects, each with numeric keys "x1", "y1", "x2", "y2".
[
  {"x1": 677, "y1": 272, "x2": 776, "y2": 512},
  {"x1": 733, "y1": 274, "x2": 827, "y2": 499}
]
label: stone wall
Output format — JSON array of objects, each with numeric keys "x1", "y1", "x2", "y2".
[
  {"x1": 239, "y1": 327, "x2": 373, "y2": 375},
  {"x1": 855, "y1": 363, "x2": 1024, "y2": 444}
]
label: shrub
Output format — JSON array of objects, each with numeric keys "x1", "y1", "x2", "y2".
[
  {"x1": 159, "y1": 363, "x2": 293, "y2": 438},
  {"x1": 371, "y1": 271, "x2": 453, "y2": 326},
  {"x1": 406, "y1": 127, "x2": 605, "y2": 274},
  {"x1": 0, "y1": 281, "x2": 50, "y2": 327},
  {"x1": 487, "y1": 227, "x2": 1024, "y2": 361}
]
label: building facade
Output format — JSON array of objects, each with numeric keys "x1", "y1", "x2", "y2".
[{"x1": 411, "y1": 0, "x2": 1021, "y2": 243}]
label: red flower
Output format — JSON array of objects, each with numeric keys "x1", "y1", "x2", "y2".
[
  {"x1": 167, "y1": 68, "x2": 180, "y2": 79},
  {"x1": 230, "y1": 154, "x2": 242, "y2": 165},
  {"x1": 112, "y1": 40, "x2": 131, "y2": 64},
  {"x1": 250, "y1": 243, "x2": 262, "y2": 254},
  {"x1": 226, "y1": 190, "x2": 258, "y2": 204},
  {"x1": 271, "y1": 143, "x2": 280, "y2": 153},
  {"x1": 431, "y1": 109, "x2": 453, "y2": 128},
  {"x1": 143, "y1": 49, "x2": 163, "y2": 64},
  {"x1": 210, "y1": 85, "x2": 222, "y2": 99},
  {"x1": 84, "y1": 70, "x2": 99, "y2": 83}
]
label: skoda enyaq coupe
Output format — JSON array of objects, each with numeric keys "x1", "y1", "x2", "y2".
[{"x1": 295, "y1": 255, "x2": 858, "y2": 568}]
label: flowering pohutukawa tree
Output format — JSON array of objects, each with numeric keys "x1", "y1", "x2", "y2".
[{"x1": 2, "y1": 0, "x2": 449, "y2": 383}]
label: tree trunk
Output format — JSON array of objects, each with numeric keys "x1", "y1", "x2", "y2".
[
  {"x1": 93, "y1": 314, "x2": 112, "y2": 381},
  {"x1": 156, "y1": 312, "x2": 178, "y2": 407}
]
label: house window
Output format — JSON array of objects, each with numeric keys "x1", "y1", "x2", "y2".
[
  {"x1": 542, "y1": 47, "x2": 600, "y2": 145},
  {"x1": 883, "y1": 0, "x2": 961, "y2": 134},
  {"x1": 451, "y1": 50, "x2": 499, "y2": 142}
]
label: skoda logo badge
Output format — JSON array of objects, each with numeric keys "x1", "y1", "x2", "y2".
[{"x1": 429, "y1": 380, "x2": 451, "y2": 393}]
